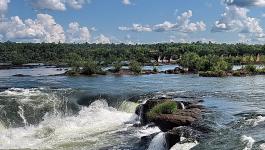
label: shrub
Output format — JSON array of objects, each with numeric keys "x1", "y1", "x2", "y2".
[
  {"x1": 81, "y1": 60, "x2": 105, "y2": 75},
  {"x1": 147, "y1": 101, "x2": 178, "y2": 120},
  {"x1": 129, "y1": 61, "x2": 142, "y2": 74},
  {"x1": 113, "y1": 61, "x2": 122, "y2": 73},
  {"x1": 153, "y1": 67, "x2": 158, "y2": 73},
  {"x1": 244, "y1": 65, "x2": 256, "y2": 73},
  {"x1": 211, "y1": 59, "x2": 233, "y2": 72}
]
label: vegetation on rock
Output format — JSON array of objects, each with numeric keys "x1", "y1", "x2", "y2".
[{"x1": 147, "y1": 101, "x2": 178, "y2": 120}]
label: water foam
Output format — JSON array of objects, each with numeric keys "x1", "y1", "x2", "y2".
[
  {"x1": 245, "y1": 116, "x2": 265, "y2": 127},
  {"x1": 170, "y1": 137, "x2": 198, "y2": 150},
  {"x1": 241, "y1": 135, "x2": 255, "y2": 150},
  {"x1": 0, "y1": 100, "x2": 133, "y2": 149},
  {"x1": 260, "y1": 143, "x2": 265, "y2": 150},
  {"x1": 147, "y1": 132, "x2": 167, "y2": 150}
]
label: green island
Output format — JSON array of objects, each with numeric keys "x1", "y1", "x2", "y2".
[{"x1": 1, "y1": 42, "x2": 265, "y2": 77}]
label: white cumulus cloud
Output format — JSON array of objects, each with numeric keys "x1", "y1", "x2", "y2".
[
  {"x1": 212, "y1": 6, "x2": 263, "y2": 34},
  {"x1": 95, "y1": 34, "x2": 111, "y2": 44},
  {"x1": 0, "y1": 0, "x2": 10, "y2": 16},
  {"x1": 119, "y1": 10, "x2": 206, "y2": 33},
  {"x1": 67, "y1": 22, "x2": 91, "y2": 43},
  {"x1": 0, "y1": 14, "x2": 98, "y2": 43},
  {"x1": 224, "y1": 0, "x2": 265, "y2": 7},
  {"x1": 30, "y1": 0, "x2": 90, "y2": 11},
  {"x1": 0, "y1": 14, "x2": 65, "y2": 42},
  {"x1": 122, "y1": 0, "x2": 131, "y2": 5}
]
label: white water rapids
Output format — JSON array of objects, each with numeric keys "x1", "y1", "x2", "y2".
[{"x1": 0, "y1": 93, "x2": 135, "y2": 149}]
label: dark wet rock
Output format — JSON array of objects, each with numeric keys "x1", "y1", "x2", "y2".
[
  {"x1": 152, "y1": 108, "x2": 201, "y2": 132},
  {"x1": 165, "y1": 126, "x2": 204, "y2": 148},
  {"x1": 13, "y1": 74, "x2": 31, "y2": 77}
]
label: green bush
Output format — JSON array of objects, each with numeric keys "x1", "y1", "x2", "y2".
[
  {"x1": 147, "y1": 101, "x2": 178, "y2": 120},
  {"x1": 153, "y1": 67, "x2": 158, "y2": 73},
  {"x1": 81, "y1": 60, "x2": 105, "y2": 75},
  {"x1": 244, "y1": 65, "x2": 256, "y2": 73},
  {"x1": 129, "y1": 61, "x2": 142, "y2": 74},
  {"x1": 211, "y1": 59, "x2": 233, "y2": 72},
  {"x1": 113, "y1": 61, "x2": 122, "y2": 73}
]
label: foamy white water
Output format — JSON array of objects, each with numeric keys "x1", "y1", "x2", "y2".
[
  {"x1": 241, "y1": 135, "x2": 255, "y2": 150},
  {"x1": 260, "y1": 143, "x2": 265, "y2": 150},
  {"x1": 170, "y1": 137, "x2": 198, "y2": 150},
  {"x1": 147, "y1": 132, "x2": 167, "y2": 150},
  {"x1": 245, "y1": 116, "x2": 265, "y2": 127},
  {"x1": 0, "y1": 100, "x2": 133, "y2": 149}
]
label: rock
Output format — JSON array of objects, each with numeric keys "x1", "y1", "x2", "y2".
[
  {"x1": 13, "y1": 74, "x2": 31, "y2": 77},
  {"x1": 165, "y1": 67, "x2": 184, "y2": 74},
  {"x1": 165, "y1": 126, "x2": 203, "y2": 148},
  {"x1": 151, "y1": 108, "x2": 201, "y2": 132},
  {"x1": 136, "y1": 99, "x2": 184, "y2": 125}
]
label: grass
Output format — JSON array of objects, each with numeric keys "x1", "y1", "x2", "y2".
[{"x1": 147, "y1": 101, "x2": 178, "y2": 120}]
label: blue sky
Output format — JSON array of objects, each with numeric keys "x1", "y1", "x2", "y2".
[{"x1": 1, "y1": 0, "x2": 265, "y2": 44}]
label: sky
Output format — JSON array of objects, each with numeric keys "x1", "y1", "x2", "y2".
[{"x1": 0, "y1": 0, "x2": 265, "y2": 44}]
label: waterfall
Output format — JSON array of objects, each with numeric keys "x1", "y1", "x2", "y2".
[
  {"x1": 147, "y1": 132, "x2": 167, "y2": 150},
  {"x1": 180, "y1": 102, "x2": 185, "y2": 110},
  {"x1": 17, "y1": 106, "x2": 28, "y2": 126}
]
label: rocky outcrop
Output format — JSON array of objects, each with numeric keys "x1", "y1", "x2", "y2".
[
  {"x1": 151, "y1": 108, "x2": 201, "y2": 132},
  {"x1": 135, "y1": 99, "x2": 186, "y2": 125},
  {"x1": 165, "y1": 126, "x2": 203, "y2": 148},
  {"x1": 164, "y1": 67, "x2": 188, "y2": 74},
  {"x1": 135, "y1": 98, "x2": 204, "y2": 131}
]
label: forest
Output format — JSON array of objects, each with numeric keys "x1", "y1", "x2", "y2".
[{"x1": 1, "y1": 41, "x2": 265, "y2": 67}]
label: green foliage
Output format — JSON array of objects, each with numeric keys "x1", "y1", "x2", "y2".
[
  {"x1": 113, "y1": 61, "x2": 122, "y2": 73},
  {"x1": 147, "y1": 101, "x2": 178, "y2": 120},
  {"x1": 244, "y1": 65, "x2": 257, "y2": 73},
  {"x1": 211, "y1": 59, "x2": 233, "y2": 72},
  {"x1": 81, "y1": 60, "x2": 105, "y2": 75},
  {"x1": 180, "y1": 53, "x2": 233, "y2": 72},
  {"x1": 129, "y1": 61, "x2": 142, "y2": 74},
  {"x1": 153, "y1": 66, "x2": 158, "y2": 73},
  {"x1": 65, "y1": 53, "x2": 83, "y2": 67},
  {"x1": 180, "y1": 52, "x2": 201, "y2": 72},
  {"x1": 1, "y1": 42, "x2": 265, "y2": 67}
]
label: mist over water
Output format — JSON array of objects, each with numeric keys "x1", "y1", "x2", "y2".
[{"x1": 0, "y1": 68, "x2": 265, "y2": 149}]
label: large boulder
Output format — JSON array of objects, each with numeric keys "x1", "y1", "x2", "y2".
[
  {"x1": 151, "y1": 108, "x2": 201, "y2": 132},
  {"x1": 135, "y1": 99, "x2": 185, "y2": 125}
]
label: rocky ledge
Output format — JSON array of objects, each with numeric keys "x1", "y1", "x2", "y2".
[{"x1": 134, "y1": 98, "x2": 208, "y2": 149}]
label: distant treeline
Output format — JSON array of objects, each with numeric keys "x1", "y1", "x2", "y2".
[{"x1": 1, "y1": 41, "x2": 265, "y2": 65}]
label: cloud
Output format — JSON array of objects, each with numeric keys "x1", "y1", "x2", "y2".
[
  {"x1": 0, "y1": 14, "x2": 65, "y2": 42},
  {"x1": 0, "y1": 14, "x2": 98, "y2": 43},
  {"x1": 118, "y1": 24, "x2": 152, "y2": 32},
  {"x1": 0, "y1": 0, "x2": 10, "y2": 16},
  {"x1": 224, "y1": 0, "x2": 265, "y2": 7},
  {"x1": 119, "y1": 10, "x2": 206, "y2": 33},
  {"x1": 66, "y1": 0, "x2": 90, "y2": 9},
  {"x1": 95, "y1": 34, "x2": 111, "y2": 44},
  {"x1": 67, "y1": 22, "x2": 91, "y2": 43},
  {"x1": 212, "y1": 6, "x2": 263, "y2": 34},
  {"x1": 30, "y1": 0, "x2": 90, "y2": 11},
  {"x1": 212, "y1": 3, "x2": 265, "y2": 43},
  {"x1": 31, "y1": 0, "x2": 66, "y2": 11},
  {"x1": 122, "y1": 0, "x2": 131, "y2": 5}
]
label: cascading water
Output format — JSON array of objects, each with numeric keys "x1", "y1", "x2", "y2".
[
  {"x1": 0, "y1": 88, "x2": 147, "y2": 150},
  {"x1": 17, "y1": 105, "x2": 28, "y2": 126},
  {"x1": 180, "y1": 102, "x2": 185, "y2": 110},
  {"x1": 147, "y1": 132, "x2": 167, "y2": 150}
]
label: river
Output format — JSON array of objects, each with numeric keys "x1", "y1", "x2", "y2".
[{"x1": 0, "y1": 66, "x2": 264, "y2": 150}]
